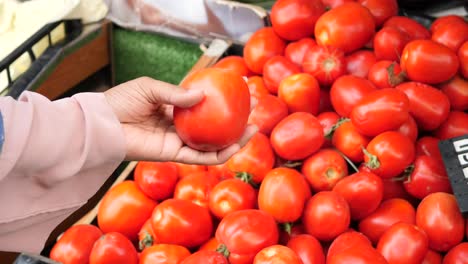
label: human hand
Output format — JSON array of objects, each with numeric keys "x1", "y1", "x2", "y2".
[{"x1": 104, "y1": 77, "x2": 258, "y2": 165}]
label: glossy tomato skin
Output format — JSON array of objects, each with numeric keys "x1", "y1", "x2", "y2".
[
  {"x1": 431, "y1": 20, "x2": 468, "y2": 52},
  {"x1": 199, "y1": 237, "x2": 221, "y2": 252},
  {"x1": 278, "y1": 73, "x2": 321, "y2": 115},
  {"x1": 320, "y1": 0, "x2": 353, "y2": 9},
  {"x1": 263, "y1": 55, "x2": 301, "y2": 94},
  {"x1": 377, "y1": 222, "x2": 429, "y2": 264},
  {"x1": 374, "y1": 26, "x2": 411, "y2": 62},
  {"x1": 330, "y1": 75, "x2": 377, "y2": 117},
  {"x1": 270, "y1": 0, "x2": 325, "y2": 41},
  {"x1": 440, "y1": 75, "x2": 468, "y2": 111},
  {"x1": 332, "y1": 120, "x2": 370, "y2": 163},
  {"x1": 345, "y1": 50, "x2": 377, "y2": 78},
  {"x1": 244, "y1": 27, "x2": 286, "y2": 74},
  {"x1": 134, "y1": 161, "x2": 178, "y2": 201},
  {"x1": 208, "y1": 178, "x2": 256, "y2": 219},
  {"x1": 416, "y1": 193, "x2": 465, "y2": 252},
  {"x1": 459, "y1": 41, "x2": 468, "y2": 79},
  {"x1": 172, "y1": 163, "x2": 206, "y2": 178},
  {"x1": 247, "y1": 76, "x2": 270, "y2": 99},
  {"x1": 254, "y1": 245, "x2": 302, "y2": 264},
  {"x1": 303, "y1": 191, "x2": 350, "y2": 241},
  {"x1": 358, "y1": 0, "x2": 398, "y2": 27},
  {"x1": 396, "y1": 82, "x2": 451, "y2": 131},
  {"x1": 368, "y1": 60, "x2": 405, "y2": 89},
  {"x1": 315, "y1": 2, "x2": 375, "y2": 53},
  {"x1": 213, "y1": 55, "x2": 252, "y2": 77},
  {"x1": 351, "y1": 88, "x2": 410, "y2": 137},
  {"x1": 327, "y1": 245, "x2": 388, "y2": 264},
  {"x1": 443, "y1": 243, "x2": 468, "y2": 264},
  {"x1": 397, "y1": 115, "x2": 418, "y2": 143},
  {"x1": 327, "y1": 230, "x2": 372, "y2": 259},
  {"x1": 433, "y1": 111, "x2": 468, "y2": 140},
  {"x1": 287, "y1": 234, "x2": 325, "y2": 264},
  {"x1": 302, "y1": 45, "x2": 347, "y2": 86},
  {"x1": 173, "y1": 170, "x2": 220, "y2": 208},
  {"x1": 317, "y1": 111, "x2": 340, "y2": 148},
  {"x1": 139, "y1": 244, "x2": 191, "y2": 264},
  {"x1": 285, "y1": 38, "x2": 317, "y2": 67},
  {"x1": 50, "y1": 225, "x2": 103, "y2": 264},
  {"x1": 248, "y1": 94, "x2": 289, "y2": 136},
  {"x1": 431, "y1": 15, "x2": 466, "y2": 33},
  {"x1": 207, "y1": 163, "x2": 235, "y2": 180},
  {"x1": 423, "y1": 250, "x2": 443, "y2": 264},
  {"x1": 401, "y1": 40, "x2": 459, "y2": 84},
  {"x1": 358, "y1": 198, "x2": 416, "y2": 244},
  {"x1": 151, "y1": 199, "x2": 213, "y2": 248},
  {"x1": 416, "y1": 136, "x2": 443, "y2": 163},
  {"x1": 181, "y1": 251, "x2": 229, "y2": 264},
  {"x1": 270, "y1": 112, "x2": 324, "y2": 161},
  {"x1": 383, "y1": 16, "x2": 430, "y2": 40},
  {"x1": 97, "y1": 181, "x2": 157, "y2": 241},
  {"x1": 89, "y1": 232, "x2": 138, "y2": 264}
]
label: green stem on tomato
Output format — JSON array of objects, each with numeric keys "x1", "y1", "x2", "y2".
[
  {"x1": 138, "y1": 231, "x2": 154, "y2": 251},
  {"x1": 334, "y1": 148, "x2": 359, "y2": 173},
  {"x1": 282, "y1": 222, "x2": 293, "y2": 235},
  {"x1": 387, "y1": 62, "x2": 406, "y2": 87},
  {"x1": 325, "y1": 118, "x2": 350, "y2": 140},
  {"x1": 282, "y1": 161, "x2": 303, "y2": 168},
  {"x1": 235, "y1": 172, "x2": 259, "y2": 188},
  {"x1": 216, "y1": 244, "x2": 230, "y2": 258},
  {"x1": 362, "y1": 147, "x2": 380, "y2": 170}
]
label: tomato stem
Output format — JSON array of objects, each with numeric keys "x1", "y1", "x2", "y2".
[
  {"x1": 235, "y1": 172, "x2": 259, "y2": 188},
  {"x1": 138, "y1": 231, "x2": 153, "y2": 251},
  {"x1": 387, "y1": 62, "x2": 406, "y2": 87},
  {"x1": 335, "y1": 148, "x2": 359, "y2": 173},
  {"x1": 282, "y1": 222, "x2": 293, "y2": 235},
  {"x1": 216, "y1": 244, "x2": 230, "y2": 258},
  {"x1": 282, "y1": 161, "x2": 303, "y2": 168},
  {"x1": 362, "y1": 147, "x2": 380, "y2": 170},
  {"x1": 325, "y1": 118, "x2": 350, "y2": 140}
]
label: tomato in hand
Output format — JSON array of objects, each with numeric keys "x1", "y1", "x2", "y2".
[
  {"x1": 330, "y1": 75, "x2": 376, "y2": 117},
  {"x1": 397, "y1": 115, "x2": 418, "y2": 143},
  {"x1": 174, "y1": 170, "x2": 220, "y2": 208},
  {"x1": 97, "y1": 181, "x2": 157, "y2": 241},
  {"x1": 314, "y1": 2, "x2": 375, "y2": 53},
  {"x1": 416, "y1": 193, "x2": 465, "y2": 252},
  {"x1": 458, "y1": 41, "x2": 468, "y2": 79},
  {"x1": 270, "y1": 112, "x2": 324, "y2": 161},
  {"x1": 285, "y1": 38, "x2": 317, "y2": 67},
  {"x1": 248, "y1": 94, "x2": 289, "y2": 136},
  {"x1": 270, "y1": 0, "x2": 325, "y2": 41},
  {"x1": 247, "y1": 76, "x2": 270, "y2": 99},
  {"x1": 140, "y1": 244, "x2": 191, "y2": 264},
  {"x1": 134, "y1": 161, "x2": 178, "y2": 201},
  {"x1": 50, "y1": 225, "x2": 103, "y2": 264},
  {"x1": 278, "y1": 73, "x2": 321, "y2": 114},
  {"x1": 327, "y1": 230, "x2": 372, "y2": 259},
  {"x1": 422, "y1": 250, "x2": 442, "y2": 264},
  {"x1": 433, "y1": 111, "x2": 468, "y2": 140},
  {"x1": 415, "y1": 136, "x2": 443, "y2": 164},
  {"x1": 263, "y1": 56, "x2": 301, "y2": 94},
  {"x1": 254, "y1": 245, "x2": 302, "y2": 264},
  {"x1": 431, "y1": 19, "x2": 468, "y2": 52},
  {"x1": 139, "y1": 219, "x2": 157, "y2": 251},
  {"x1": 374, "y1": 26, "x2": 411, "y2": 62},
  {"x1": 89, "y1": 232, "x2": 138, "y2": 264},
  {"x1": 173, "y1": 163, "x2": 206, "y2": 178},
  {"x1": 287, "y1": 234, "x2": 325, "y2": 264},
  {"x1": 209, "y1": 178, "x2": 257, "y2": 219},
  {"x1": 317, "y1": 111, "x2": 340, "y2": 148},
  {"x1": 383, "y1": 16, "x2": 430, "y2": 40},
  {"x1": 345, "y1": 50, "x2": 377, "y2": 78},
  {"x1": 244, "y1": 27, "x2": 286, "y2": 74},
  {"x1": 440, "y1": 75, "x2": 468, "y2": 111},
  {"x1": 181, "y1": 251, "x2": 229, "y2": 264},
  {"x1": 213, "y1": 55, "x2": 252, "y2": 77},
  {"x1": 332, "y1": 120, "x2": 370, "y2": 163},
  {"x1": 443, "y1": 243, "x2": 468, "y2": 264},
  {"x1": 302, "y1": 45, "x2": 347, "y2": 86},
  {"x1": 368, "y1": 60, "x2": 405, "y2": 89}
]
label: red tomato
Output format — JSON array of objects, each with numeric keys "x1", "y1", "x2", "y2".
[
  {"x1": 173, "y1": 68, "x2": 250, "y2": 151},
  {"x1": 358, "y1": 198, "x2": 416, "y2": 244},
  {"x1": 227, "y1": 132, "x2": 275, "y2": 183},
  {"x1": 440, "y1": 75, "x2": 468, "y2": 111},
  {"x1": 431, "y1": 20, "x2": 468, "y2": 52},
  {"x1": 423, "y1": 250, "x2": 443, "y2": 264},
  {"x1": 151, "y1": 199, "x2": 213, "y2": 248},
  {"x1": 139, "y1": 244, "x2": 191, "y2": 264},
  {"x1": 332, "y1": 120, "x2": 370, "y2": 163},
  {"x1": 333, "y1": 171, "x2": 384, "y2": 220},
  {"x1": 315, "y1": 2, "x2": 375, "y2": 53},
  {"x1": 174, "y1": 170, "x2": 220, "y2": 208},
  {"x1": 377, "y1": 222, "x2": 429, "y2": 264},
  {"x1": 89, "y1": 232, "x2": 138, "y2": 264},
  {"x1": 330, "y1": 75, "x2": 377, "y2": 117},
  {"x1": 244, "y1": 27, "x2": 286, "y2": 74},
  {"x1": 97, "y1": 181, "x2": 157, "y2": 241},
  {"x1": 415, "y1": 136, "x2": 443, "y2": 163},
  {"x1": 208, "y1": 178, "x2": 256, "y2": 219},
  {"x1": 416, "y1": 193, "x2": 465, "y2": 252},
  {"x1": 345, "y1": 50, "x2": 377, "y2": 78},
  {"x1": 317, "y1": 111, "x2": 340, "y2": 147},
  {"x1": 254, "y1": 245, "x2": 302, "y2": 264},
  {"x1": 328, "y1": 245, "x2": 388, "y2": 264},
  {"x1": 459, "y1": 41, "x2": 468, "y2": 79},
  {"x1": 303, "y1": 191, "x2": 351, "y2": 241},
  {"x1": 247, "y1": 76, "x2": 270, "y2": 99},
  {"x1": 213, "y1": 55, "x2": 252, "y2": 77},
  {"x1": 216, "y1": 209, "x2": 279, "y2": 264},
  {"x1": 320, "y1": 0, "x2": 354, "y2": 9},
  {"x1": 443, "y1": 243, "x2": 468, "y2": 264},
  {"x1": 327, "y1": 230, "x2": 372, "y2": 259},
  {"x1": 397, "y1": 115, "x2": 418, "y2": 143},
  {"x1": 374, "y1": 26, "x2": 411, "y2": 61},
  {"x1": 359, "y1": 0, "x2": 398, "y2": 26},
  {"x1": 270, "y1": 0, "x2": 325, "y2": 41},
  {"x1": 368, "y1": 60, "x2": 405, "y2": 89},
  {"x1": 173, "y1": 163, "x2": 206, "y2": 178},
  {"x1": 302, "y1": 45, "x2": 347, "y2": 86},
  {"x1": 381, "y1": 178, "x2": 414, "y2": 202},
  {"x1": 278, "y1": 73, "x2": 321, "y2": 114},
  {"x1": 401, "y1": 40, "x2": 459, "y2": 84},
  {"x1": 181, "y1": 251, "x2": 229, "y2": 264},
  {"x1": 270, "y1": 112, "x2": 324, "y2": 161},
  {"x1": 433, "y1": 111, "x2": 468, "y2": 140},
  {"x1": 263, "y1": 56, "x2": 301, "y2": 94},
  {"x1": 431, "y1": 15, "x2": 466, "y2": 33},
  {"x1": 302, "y1": 148, "x2": 348, "y2": 192},
  {"x1": 351, "y1": 88, "x2": 410, "y2": 137},
  {"x1": 134, "y1": 161, "x2": 178, "y2": 201},
  {"x1": 287, "y1": 234, "x2": 325, "y2": 264},
  {"x1": 258, "y1": 168, "x2": 308, "y2": 223},
  {"x1": 207, "y1": 163, "x2": 235, "y2": 180},
  {"x1": 248, "y1": 94, "x2": 289, "y2": 136},
  {"x1": 199, "y1": 237, "x2": 221, "y2": 252},
  {"x1": 50, "y1": 225, "x2": 103, "y2": 264},
  {"x1": 383, "y1": 16, "x2": 430, "y2": 40},
  {"x1": 285, "y1": 38, "x2": 317, "y2": 67},
  {"x1": 279, "y1": 224, "x2": 306, "y2": 245},
  {"x1": 138, "y1": 219, "x2": 157, "y2": 251},
  {"x1": 396, "y1": 82, "x2": 451, "y2": 131}
]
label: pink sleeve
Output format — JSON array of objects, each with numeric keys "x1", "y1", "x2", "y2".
[{"x1": 0, "y1": 91, "x2": 126, "y2": 253}]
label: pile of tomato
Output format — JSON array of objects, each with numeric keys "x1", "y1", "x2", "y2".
[{"x1": 49, "y1": 0, "x2": 468, "y2": 263}]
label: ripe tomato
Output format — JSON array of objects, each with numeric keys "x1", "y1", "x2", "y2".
[
  {"x1": 422, "y1": 250, "x2": 442, "y2": 264},
  {"x1": 207, "y1": 163, "x2": 235, "y2": 180},
  {"x1": 431, "y1": 15, "x2": 466, "y2": 33},
  {"x1": 279, "y1": 223, "x2": 306, "y2": 245},
  {"x1": 138, "y1": 219, "x2": 157, "y2": 251},
  {"x1": 254, "y1": 245, "x2": 302, "y2": 264},
  {"x1": 97, "y1": 181, "x2": 157, "y2": 241},
  {"x1": 173, "y1": 68, "x2": 250, "y2": 151},
  {"x1": 345, "y1": 50, "x2": 377, "y2": 78},
  {"x1": 327, "y1": 245, "x2": 388, "y2": 264},
  {"x1": 303, "y1": 191, "x2": 350, "y2": 241},
  {"x1": 317, "y1": 111, "x2": 340, "y2": 147},
  {"x1": 459, "y1": 41, "x2": 468, "y2": 79},
  {"x1": 368, "y1": 60, "x2": 405, "y2": 88},
  {"x1": 213, "y1": 55, "x2": 252, "y2": 77},
  {"x1": 173, "y1": 170, "x2": 220, "y2": 208},
  {"x1": 248, "y1": 94, "x2": 289, "y2": 136},
  {"x1": 278, "y1": 73, "x2": 321, "y2": 114},
  {"x1": 397, "y1": 115, "x2": 418, "y2": 143},
  {"x1": 151, "y1": 199, "x2": 213, "y2": 248},
  {"x1": 327, "y1": 230, "x2": 372, "y2": 259},
  {"x1": 443, "y1": 243, "x2": 468, "y2": 264},
  {"x1": 330, "y1": 75, "x2": 376, "y2": 117},
  {"x1": 244, "y1": 27, "x2": 286, "y2": 74},
  {"x1": 358, "y1": 198, "x2": 416, "y2": 244},
  {"x1": 433, "y1": 111, "x2": 468, "y2": 140},
  {"x1": 302, "y1": 45, "x2": 347, "y2": 86},
  {"x1": 247, "y1": 76, "x2": 270, "y2": 99},
  {"x1": 416, "y1": 193, "x2": 465, "y2": 252},
  {"x1": 263, "y1": 56, "x2": 301, "y2": 94},
  {"x1": 227, "y1": 132, "x2": 275, "y2": 183},
  {"x1": 377, "y1": 222, "x2": 429, "y2": 264},
  {"x1": 285, "y1": 38, "x2": 317, "y2": 67},
  {"x1": 415, "y1": 136, "x2": 443, "y2": 163},
  {"x1": 440, "y1": 75, "x2": 468, "y2": 111},
  {"x1": 270, "y1": 112, "x2": 324, "y2": 161},
  {"x1": 173, "y1": 163, "x2": 206, "y2": 178},
  {"x1": 396, "y1": 82, "x2": 451, "y2": 131},
  {"x1": 358, "y1": 0, "x2": 398, "y2": 27},
  {"x1": 134, "y1": 161, "x2": 178, "y2": 201},
  {"x1": 331, "y1": 120, "x2": 370, "y2": 163},
  {"x1": 270, "y1": 0, "x2": 325, "y2": 41},
  {"x1": 216, "y1": 209, "x2": 279, "y2": 264},
  {"x1": 400, "y1": 40, "x2": 459, "y2": 84},
  {"x1": 320, "y1": 0, "x2": 353, "y2": 9},
  {"x1": 383, "y1": 16, "x2": 430, "y2": 40},
  {"x1": 302, "y1": 148, "x2": 348, "y2": 192},
  {"x1": 89, "y1": 232, "x2": 138, "y2": 264},
  {"x1": 181, "y1": 251, "x2": 229, "y2": 264},
  {"x1": 140, "y1": 244, "x2": 191, "y2": 264},
  {"x1": 258, "y1": 168, "x2": 308, "y2": 223},
  {"x1": 208, "y1": 178, "x2": 257, "y2": 219},
  {"x1": 287, "y1": 234, "x2": 325, "y2": 264},
  {"x1": 315, "y1": 2, "x2": 375, "y2": 53},
  {"x1": 199, "y1": 237, "x2": 221, "y2": 252},
  {"x1": 351, "y1": 88, "x2": 410, "y2": 137},
  {"x1": 50, "y1": 225, "x2": 103, "y2": 264},
  {"x1": 333, "y1": 171, "x2": 384, "y2": 220},
  {"x1": 431, "y1": 20, "x2": 468, "y2": 52},
  {"x1": 374, "y1": 26, "x2": 411, "y2": 61}
]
